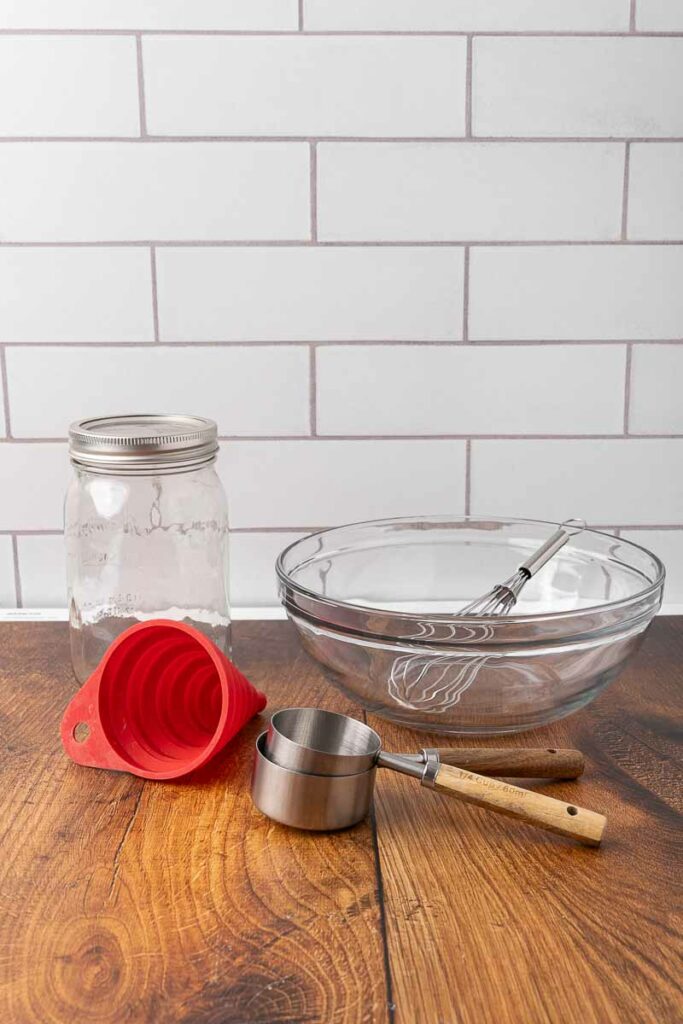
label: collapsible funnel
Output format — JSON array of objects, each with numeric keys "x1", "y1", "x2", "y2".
[{"x1": 61, "y1": 620, "x2": 267, "y2": 780}]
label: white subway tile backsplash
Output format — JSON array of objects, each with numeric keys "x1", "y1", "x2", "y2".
[
  {"x1": 305, "y1": 0, "x2": 629, "y2": 30},
  {"x1": 143, "y1": 36, "x2": 467, "y2": 137},
  {"x1": 628, "y1": 145, "x2": 683, "y2": 241},
  {"x1": 0, "y1": 249, "x2": 154, "y2": 343},
  {"x1": 0, "y1": 36, "x2": 139, "y2": 138},
  {"x1": 7, "y1": 346, "x2": 310, "y2": 438},
  {"x1": 0, "y1": 144, "x2": 310, "y2": 242},
  {"x1": 317, "y1": 143, "x2": 623, "y2": 242},
  {"x1": 0, "y1": 444, "x2": 67, "y2": 530},
  {"x1": 637, "y1": 0, "x2": 683, "y2": 30},
  {"x1": 471, "y1": 439, "x2": 683, "y2": 524},
  {"x1": 157, "y1": 248, "x2": 463, "y2": 342},
  {"x1": 317, "y1": 345, "x2": 626, "y2": 436},
  {"x1": 16, "y1": 534, "x2": 65, "y2": 607},
  {"x1": 0, "y1": 0, "x2": 298, "y2": 30},
  {"x1": 620, "y1": 530, "x2": 683, "y2": 603},
  {"x1": 473, "y1": 38, "x2": 683, "y2": 138},
  {"x1": 0, "y1": 536, "x2": 16, "y2": 607},
  {"x1": 0, "y1": 8, "x2": 680, "y2": 611},
  {"x1": 469, "y1": 246, "x2": 683, "y2": 341},
  {"x1": 629, "y1": 346, "x2": 683, "y2": 435},
  {"x1": 230, "y1": 532, "x2": 306, "y2": 607},
  {"x1": 219, "y1": 440, "x2": 467, "y2": 528}
]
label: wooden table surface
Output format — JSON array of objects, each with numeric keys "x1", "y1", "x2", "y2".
[{"x1": 1, "y1": 620, "x2": 681, "y2": 1024}]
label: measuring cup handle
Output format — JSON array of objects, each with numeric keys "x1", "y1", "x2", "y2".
[
  {"x1": 423, "y1": 762, "x2": 605, "y2": 846},
  {"x1": 425, "y1": 747, "x2": 585, "y2": 779}
]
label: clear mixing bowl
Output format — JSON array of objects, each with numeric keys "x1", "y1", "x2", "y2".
[{"x1": 276, "y1": 516, "x2": 665, "y2": 735}]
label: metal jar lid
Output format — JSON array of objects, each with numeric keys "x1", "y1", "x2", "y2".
[{"x1": 68, "y1": 414, "x2": 219, "y2": 475}]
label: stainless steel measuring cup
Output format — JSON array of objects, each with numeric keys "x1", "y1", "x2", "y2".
[
  {"x1": 250, "y1": 708, "x2": 606, "y2": 845},
  {"x1": 263, "y1": 708, "x2": 585, "y2": 778}
]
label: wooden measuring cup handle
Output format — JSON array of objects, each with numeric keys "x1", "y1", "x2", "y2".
[
  {"x1": 428, "y1": 747, "x2": 585, "y2": 779},
  {"x1": 424, "y1": 763, "x2": 606, "y2": 846}
]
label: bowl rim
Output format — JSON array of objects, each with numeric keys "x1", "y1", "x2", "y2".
[{"x1": 275, "y1": 514, "x2": 666, "y2": 626}]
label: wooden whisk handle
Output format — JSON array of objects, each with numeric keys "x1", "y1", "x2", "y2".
[
  {"x1": 424, "y1": 763, "x2": 606, "y2": 846},
  {"x1": 427, "y1": 747, "x2": 585, "y2": 780}
]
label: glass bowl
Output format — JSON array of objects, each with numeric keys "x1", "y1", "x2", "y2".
[{"x1": 276, "y1": 516, "x2": 665, "y2": 735}]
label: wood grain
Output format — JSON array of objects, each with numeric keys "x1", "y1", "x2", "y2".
[
  {"x1": 0, "y1": 622, "x2": 388, "y2": 1024},
  {"x1": 428, "y1": 762, "x2": 606, "y2": 845},
  {"x1": 431, "y1": 746, "x2": 585, "y2": 779},
  {"x1": 0, "y1": 618, "x2": 681, "y2": 1024},
  {"x1": 370, "y1": 616, "x2": 683, "y2": 1024}
]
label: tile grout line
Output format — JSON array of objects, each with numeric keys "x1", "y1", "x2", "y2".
[
  {"x1": 624, "y1": 343, "x2": 633, "y2": 434},
  {"x1": 298, "y1": 0, "x2": 304, "y2": 31},
  {"x1": 11, "y1": 535, "x2": 23, "y2": 608},
  {"x1": 0, "y1": 345, "x2": 12, "y2": 438},
  {"x1": 1, "y1": 29, "x2": 682, "y2": 37},
  {"x1": 2, "y1": 433, "x2": 683, "y2": 443},
  {"x1": 309, "y1": 141, "x2": 318, "y2": 242},
  {"x1": 465, "y1": 438, "x2": 472, "y2": 515},
  {"x1": 465, "y1": 35, "x2": 473, "y2": 137},
  {"x1": 0, "y1": 524, "x2": 681, "y2": 537},
  {"x1": 309, "y1": 345, "x2": 318, "y2": 435},
  {"x1": 2, "y1": 240, "x2": 683, "y2": 249},
  {"x1": 0, "y1": 135, "x2": 682, "y2": 144},
  {"x1": 630, "y1": 0, "x2": 637, "y2": 32},
  {"x1": 461, "y1": 246, "x2": 470, "y2": 342},
  {"x1": 2, "y1": 339, "x2": 683, "y2": 348},
  {"x1": 135, "y1": 34, "x2": 148, "y2": 137},
  {"x1": 621, "y1": 141, "x2": 631, "y2": 240},
  {"x1": 149, "y1": 246, "x2": 160, "y2": 341},
  {"x1": 0, "y1": 530, "x2": 65, "y2": 536},
  {"x1": 218, "y1": 431, "x2": 683, "y2": 440}
]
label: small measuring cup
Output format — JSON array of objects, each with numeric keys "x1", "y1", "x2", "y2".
[{"x1": 251, "y1": 708, "x2": 605, "y2": 845}]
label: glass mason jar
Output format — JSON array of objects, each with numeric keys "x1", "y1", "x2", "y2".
[{"x1": 65, "y1": 415, "x2": 230, "y2": 683}]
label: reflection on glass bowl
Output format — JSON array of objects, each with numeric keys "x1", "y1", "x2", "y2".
[{"x1": 277, "y1": 516, "x2": 664, "y2": 735}]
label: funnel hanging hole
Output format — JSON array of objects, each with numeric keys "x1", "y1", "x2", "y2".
[
  {"x1": 566, "y1": 805, "x2": 578, "y2": 816},
  {"x1": 73, "y1": 722, "x2": 90, "y2": 743}
]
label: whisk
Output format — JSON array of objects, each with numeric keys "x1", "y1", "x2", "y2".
[{"x1": 460, "y1": 518, "x2": 586, "y2": 617}]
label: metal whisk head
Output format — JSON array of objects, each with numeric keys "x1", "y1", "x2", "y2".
[
  {"x1": 459, "y1": 569, "x2": 529, "y2": 616},
  {"x1": 459, "y1": 518, "x2": 586, "y2": 618}
]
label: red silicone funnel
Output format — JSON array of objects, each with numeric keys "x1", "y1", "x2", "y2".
[{"x1": 61, "y1": 620, "x2": 267, "y2": 780}]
